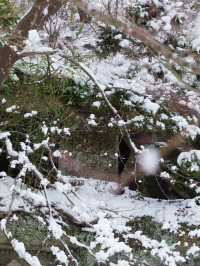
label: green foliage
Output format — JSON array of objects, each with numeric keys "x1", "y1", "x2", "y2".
[
  {"x1": 2, "y1": 58, "x2": 200, "y2": 197},
  {"x1": 0, "y1": 0, "x2": 18, "y2": 31},
  {"x1": 127, "y1": 217, "x2": 200, "y2": 266},
  {"x1": 1, "y1": 72, "x2": 90, "y2": 186},
  {"x1": 126, "y1": 2, "x2": 163, "y2": 26},
  {"x1": 13, "y1": 59, "x2": 93, "y2": 107},
  {"x1": 177, "y1": 151, "x2": 200, "y2": 181},
  {"x1": 96, "y1": 26, "x2": 122, "y2": 58},
  {"x1": 55, "y1": 78, "x2": 92, "y2": 106}
]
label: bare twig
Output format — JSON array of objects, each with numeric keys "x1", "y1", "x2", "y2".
[
  {"x1": 17, "y1": 49, "x2": 56, "y2": 59},
  {"x1": 60, "y1": 53, "x2": 139, "y2": 154},
  {"x1": 46, "y1": 146, "x2": 59, "y2": 174},
  {"x1": 60, "y1": 238, "x2": 79, "y2": 266}
]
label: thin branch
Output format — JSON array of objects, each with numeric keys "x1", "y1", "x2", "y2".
[
  {"x1": 60, "y1": 53, "x2": 139, "y2": 154},
  {"x1": 46, "y1": 146, "x2": 59, "y2": 174},
  {"x1": 60, "y1": 238, "x2": 79, "y2": 266},
  {"x1": 17, "y1": 49, "x2": 56, "y2": 59}
]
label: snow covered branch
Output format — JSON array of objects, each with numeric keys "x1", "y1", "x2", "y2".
[
  {"x1": 17, "y1": 49, "x2": 56, "y2": 59},
  {"x1": 61, "y1": 53, "x2": 139, "y2": 154}
]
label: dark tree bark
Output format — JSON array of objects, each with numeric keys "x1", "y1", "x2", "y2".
[
  {"x1": 0, "y1": 46, "x2": 18, "y2": 86},
  {"x1": 77, "y1": 8, "x2": 91, "y2": 23}
]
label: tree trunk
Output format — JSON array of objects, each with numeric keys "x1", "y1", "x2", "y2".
[
  {"x1": 77, "y1": 8, "x2": 91, "y2": 23},
  {"x1": 0, "y1": 46, "x2": 18, "y2": 88}
]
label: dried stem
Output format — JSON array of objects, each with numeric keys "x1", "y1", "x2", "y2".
[{"x1": 60, "y1": 53, "x2": 139, "y2": 154}]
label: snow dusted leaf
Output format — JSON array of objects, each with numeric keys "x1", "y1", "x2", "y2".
[
  {"x1": 0, "y1": 132, "x2": 10, "y2": 139},
  {"x1": 88, "y1": 114, "x2": 97, "y2": 126},
  {"x1": 91, "y1": 217, "x2": 131, "y2": 262},
  {"x1": 110, "y1": 260, "x2": 130, "y2": 266},
  {"x1": 188, "y1": 229, "x2": 200, "y2": 238},
  {"x1": 24, "y1": 111, "x2": 38, "y2": 118},
  {"x1": 50, "y1": 246, "x2": 69, "y2": 265},
  {"x1": 53, "y1": 150, "x2": 61, "y2": 158},
  {"x1": 48, "y1": 217, "x2": 63, "y2": 240},
  {"x1": 11, "y1": 239, "x2": 42, "y2": 266},
  {"x1": 5, "y1": 138, "x2": 18, "y2": 157},
  {"x1": 128, "y1": 231, "x2": 186, "y2": 266},
  {"x1": 143, "y1": 98, "x2": 160, "y2": 115},
  {"x1": 187, "y1": 244, "x2": 200, "y2": 257},
  {"x1": 6, "y1": 105, "x2": 18, "y2": 113}
]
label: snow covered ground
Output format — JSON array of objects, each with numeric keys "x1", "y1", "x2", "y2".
[
  {"x1": 1, "y1": 176, "x2": 200, "y2": 266},
  {"x1": 3, "y1": 1, "x2": 200, "y2": 265}
]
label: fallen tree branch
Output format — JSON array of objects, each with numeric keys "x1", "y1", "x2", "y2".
[{"x1": 60, "y1": 53, "x2": 139, "y2": 154}]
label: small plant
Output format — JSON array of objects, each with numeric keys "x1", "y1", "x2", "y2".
[
  {"x1": 126, "y1": 2, "x2": 163, "y2": 26},
  {"x1": 96, "y1": 26, "x2": 122, "y2": 58}
]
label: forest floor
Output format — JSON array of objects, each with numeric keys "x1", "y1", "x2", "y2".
[{"x1": 0, "y1": 176, "x2": 200, "y2": 265}]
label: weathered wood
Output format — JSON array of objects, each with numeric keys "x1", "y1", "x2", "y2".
[{"x1": 0, "y1": 45, "x2": 18, "y2": 89}]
